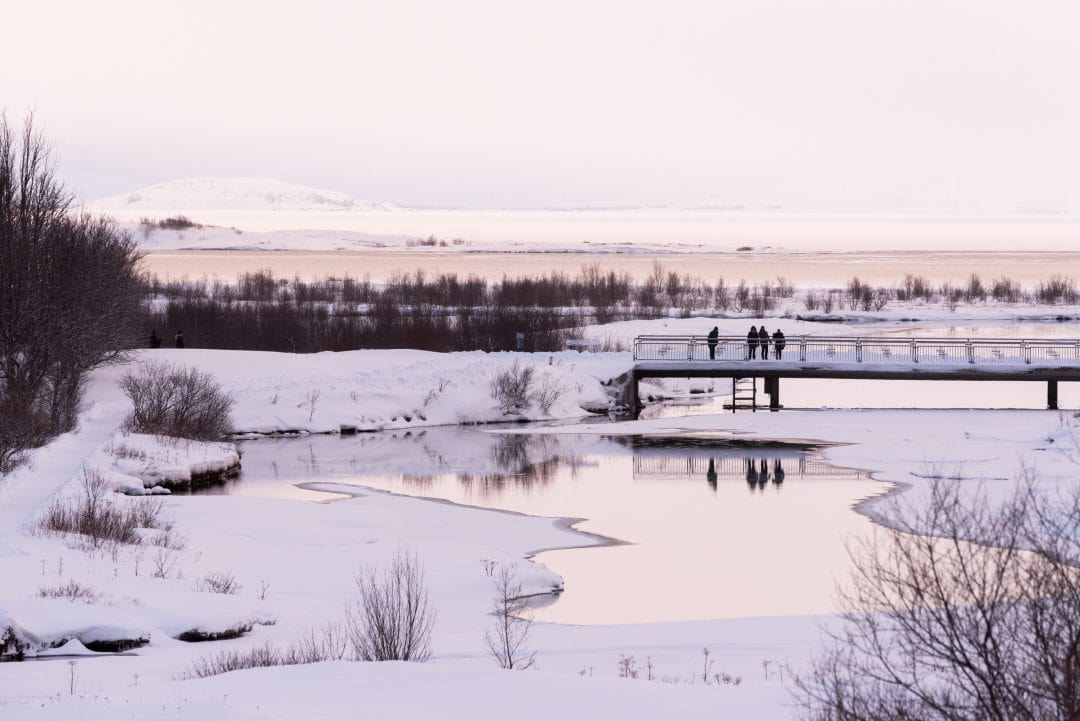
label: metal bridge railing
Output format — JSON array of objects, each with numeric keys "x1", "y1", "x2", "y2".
[
  {"x1": 632, "y1": 455, "x2": 864, "y2": 480},
  {"x1": 632, "y1": 335, "x2": 1080, "y2": 367}
]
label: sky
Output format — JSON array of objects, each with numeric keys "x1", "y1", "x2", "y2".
[{"x1": 4, "y1": 0, "x2": 1080, "y2": 212}]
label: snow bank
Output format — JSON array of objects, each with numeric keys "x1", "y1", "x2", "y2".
[
  {"x1": 102, "y1": 433, "x2": 240, "y2": 491},
  {"x1": 112, "y1": 348, "x2": 628, "y2": 435}
]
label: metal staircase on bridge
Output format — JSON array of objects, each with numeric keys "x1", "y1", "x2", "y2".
[{"x1": 725, "y1": 376, "x2": 757, "y2": 412}]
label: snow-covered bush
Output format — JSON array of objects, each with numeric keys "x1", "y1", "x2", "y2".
[
  {"x1": 346, "y1": 548, "x2": 435, "y2": 662},
  {"x1": 120, "y1": 362, "x2": 234, "y2": 441}
]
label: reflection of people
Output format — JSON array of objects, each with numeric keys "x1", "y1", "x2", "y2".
[
  {"x1": 758, "y1": 326, "x2": 770, "y2": 359},
  {"x1": 745, "y1": 457, "x2": 759, "y2": 488},
  {"x1": 759, "y1": 458, "x2": 770, "y2": 485},
  {"x1": 706, "y1": 458, "x2": 717, "y2": 490},
  {"x1": 773, "y1": 459, "x2": 785, "y2": 485},
  {"x1": 747, "y1": 326, "x2": 759, "y2": 360},
  {"x1": 707, "y1": 327, "x2": 719, "y2": 360}
]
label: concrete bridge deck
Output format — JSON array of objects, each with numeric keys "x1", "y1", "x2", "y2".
[{"x1": 629, "y1": 335, "x2": 1080, "y2": 410}]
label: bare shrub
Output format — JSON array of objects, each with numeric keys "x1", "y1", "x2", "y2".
[
  {"x1": 1036, "y1": 275, "x2": 1079, "y2": 305},
  {"x1": 896, "y1": 273, "x2": 935, "y2": 302},
  {"x1": 589, "y1": 334, "x2": 629, "y2": 353},
  {"x1": 282, "y1": 621, "x2": 348, "y2": 664},
  {"x1": 490, "y1": 361, "x2": 535, "y2": 415},
  {"x1": 795, "y1": 479, "x2": 1080, "y2": 721},
  {"x1": 179, "y1": 623, "x2": 349, "y2": 679},
  {"x1": 154, "y1": 215, "x2": 200, "y2": 231},
  {"x1": 822, "y1": 290, "x2": 837, "y2": 314},
  {"x1": 120, "y1": 362, "x2": 234, "y2": 440},
  {"x1": 194, "y1": 571, "x2": 242, "y2": 595},
  {"x1": 991, "y1": 275, "x2": 1024, "y2": 303},
  {"x1": 964, "y1": 272, "x2": 986, "y2": 303},
  {"x1": 180, "y1": 641, "x2": 281, "y2": 679},
  {"x1": 529, "y1": 374, "x2": 569, "y2": 415},
  {"x1": 36, "y1": 581, "x2": 100, "y2": 602},
  {"x1": 346, "y1": 548, "x2": 435, "y2": 662},
  {"x1": 151, "y1": 548, "x2": 177, "y2": 579},
  {"x1": 484, "y1": 564, "x2": 536, "y2": 670},
  {"x1": 38, "y1": 469, "x2": 163, "y2": 547}
]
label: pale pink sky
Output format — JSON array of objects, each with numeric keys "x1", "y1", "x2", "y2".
[{"x1": 4, "y1": 0, "x2": 1080, "y2": 211}]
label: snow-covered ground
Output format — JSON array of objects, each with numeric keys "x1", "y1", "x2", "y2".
[
  {"x1": 2, "y1": 332, "x2": 1079, "y2": 719},
  {"x1": 93, "y1": 177, "x2": 398, "y2": 213}
]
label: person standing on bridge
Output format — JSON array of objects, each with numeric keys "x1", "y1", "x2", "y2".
[
  {"x1": 747, "y1": 325, "x2": 759, "y2": 359},
  {"x1": 707, "y1": 326, "x2": 719, "y2": 359},
  {"x1": 758, "y1": 326, "x2": 770, "y2": 359},
  {"x1": 772, "y1": 329, "x2": 786, "y2": 359}
]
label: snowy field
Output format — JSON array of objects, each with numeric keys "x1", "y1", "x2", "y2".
[{"x1": 2, "y1": 312, "x2": 1080, "y2": 719}]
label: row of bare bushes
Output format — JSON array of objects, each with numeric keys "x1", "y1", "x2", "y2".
[{"x1": 806, "y1": 273, "x2": 1080, "y2": 313}]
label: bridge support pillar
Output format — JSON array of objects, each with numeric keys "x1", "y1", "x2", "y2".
[
  {"x1": 1048, "y1": 380, "x2": 1059, "y2": 410},
  {"x1": 769, "y1": 377, "x2": 780, "y2": 411}
]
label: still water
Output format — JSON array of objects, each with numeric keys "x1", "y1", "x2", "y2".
[{"x1": 221, "y1": 431, "x2": 887, "y2": 624}]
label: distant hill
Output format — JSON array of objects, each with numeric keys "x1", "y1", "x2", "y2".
[{"x1": 92, "y1": 177, "x2": 396, "y2": 212}]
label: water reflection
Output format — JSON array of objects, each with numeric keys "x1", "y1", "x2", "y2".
[{"x1": 222, "y1": 430, "x2": 886, "y2": 623}]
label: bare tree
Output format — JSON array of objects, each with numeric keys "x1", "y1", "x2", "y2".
[
  {"x1": 484, "y1": 564, "x2": 536, "y2": 670},
  {"x1": 0, "y1": 114, "x2": 143, "y2": 468},
  {"x1": 346, "y1": 548, "x2": 435, "y2": 662},
  {"x1": 795, "y1": 479, "x2": 1080, "y2": 721}
]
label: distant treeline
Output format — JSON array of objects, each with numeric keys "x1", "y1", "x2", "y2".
[
  {"x1": 140, "y1": 264, "x2": 794, "y2": 352},
  {"x1": 139, "y1": 266, "x2": 1080, "y2": 354}
]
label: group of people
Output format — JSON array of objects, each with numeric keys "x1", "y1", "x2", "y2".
[
  {"x1": 703, "y1": 457, "x2": 786, "y2": 490},
  {"x1": 149, "y1": 330, "x2": 184, "y2": 349},
  {"x1": 747, "y1": 325, "x2": 785, "y2": 359},
  {"x1": 704, "y1": 325, "x2": 787, "y2": 360}
]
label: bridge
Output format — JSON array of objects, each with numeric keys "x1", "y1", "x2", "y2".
[{"x1": 629, "y1": 335, "x2": 1080, "y2": 410}]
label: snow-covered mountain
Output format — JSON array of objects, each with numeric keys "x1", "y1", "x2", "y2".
[{"x1": 92, "y1": 177, "x2": 396, "y2": 212}]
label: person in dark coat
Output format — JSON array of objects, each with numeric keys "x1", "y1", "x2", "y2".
[
  {"x1": 772, "y1": 329, "x2": 786, "y2": 359},
  {"x1": 706, "y1": 326, "x2": 719, "y2": 360},
  {"x1": 746, "y1": 325, "x2": 758, "y2": 360},
  {"x1": 174, "y1": 330, "x2": 185, "y2": 349},
  {"x1": 706, "y1": 458, "x2": 717, "y2": 490},
  {"x1": 758, "y1": 326, "x2": 770, "y2": 359},
  {"x1": 149, "y1": 330, "x2": 161, "y2": 349}
]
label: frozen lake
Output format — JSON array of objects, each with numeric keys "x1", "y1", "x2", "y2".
[
  {"x1": 209, "y1": 431, "x2": 887, "y2": 624},
  {"x1": 131, "y1": 210, "x2": 1080, "y2": 284},
  {"x1": 141, "y1": 248, "x2": 1080, "y2": 287}
]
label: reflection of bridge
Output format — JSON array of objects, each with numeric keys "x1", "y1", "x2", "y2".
[
  {"x1": 632, "y1": 455, "x2": 864, "y2": 480},
  {"x1": 629, "y1": 335, "x2": 1080, "y2": 410}
]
